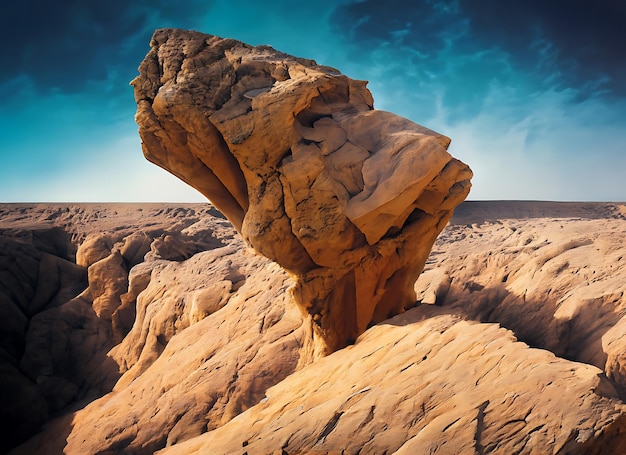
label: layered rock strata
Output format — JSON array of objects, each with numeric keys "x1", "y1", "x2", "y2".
[{"x1": 132, "y1": 28, "x2": 472, "y2": 350}]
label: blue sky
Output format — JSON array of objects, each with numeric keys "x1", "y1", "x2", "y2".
[{"x1": 1, "y1": 0, "x2": 625, "y2": 202}]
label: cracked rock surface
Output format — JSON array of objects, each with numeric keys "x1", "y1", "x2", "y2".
[
  {"x1": 160, "y1": 307, "x2": 626, "y2": 455},
  {"x1": 132, "y1": 28, "x2": 472, "y2": 351}
]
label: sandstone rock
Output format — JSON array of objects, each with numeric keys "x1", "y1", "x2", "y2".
[
  {"x1": 87, "y1": 251, "x2": 128, "y2": 321},
  {"x1": 132, "y1": 28, "x2": 472, "y2": 351},
  {"x1": 1, "y1": 236, "x2": 47, "y2": 317},
  {"x1": 0, "y1": 204, "x2": 228, "y2": 451},
  {"x1": 0, "y1": 234, "x2": 87, "y2": 452},
  {"x1": 145, "y1": 232, "x2": 208, "y2": 262},
  {"x1": 19, "y1": 293, "x2": 119, "y2": 412},
  {"x1": 5, "y1": 202, "x2": 626, "y2": 455},
  {"x1": 417, "y1": 202, "x2": 626, "y2": 399},
  {"x1": 158, "y1": 307, "x2": 626, "y2": 455},
  {"x1": 414, "y1": 268, "x2": 451, "y2": 306},
  {"x1": 604, "y1": 317, "x2": 626, "y2": 398},
  {"x1": 29, "y1": 253, "x2": 87, "y2": 315},
  {"x1": 111, "y1": 260, "x2": 154, "y2": 339},
  {"x1": 114, "y1": 230, "x2": 152, "y2": 267},
  {"x1": 3, "y1": 226, "x2": 74, "y2": 261},
  {"x1": 76, "y1": 233, "x2": 114, "y2": 267},
  {"x1": 18, "y1": 239, "x2": 323, "y2": 455}
]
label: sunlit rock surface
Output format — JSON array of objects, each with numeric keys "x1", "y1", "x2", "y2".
[
  {"x1": 3, "y1": 30, "x2": 626, "y2": 455},
  {"x1": 132, "y1": 28, "x2": 472, "y2": 350},
  {"x1": 160, "y1": 308, "x2": 626, "y2": 455},
  {"x1": 3, "y1": 202, "x2": 626, "y2": 454}
]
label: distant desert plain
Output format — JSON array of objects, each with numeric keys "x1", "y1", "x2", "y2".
[{"x1": 2, "y1": 200, "x2": 626, "y2": 454}]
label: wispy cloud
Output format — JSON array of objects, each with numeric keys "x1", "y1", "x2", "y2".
[
  {"x1": 0, "y1": 0, "x2": 624, "y2": 201},
  {"x1": 329, "y1": 0, "x2": 626, "y2": 200}
]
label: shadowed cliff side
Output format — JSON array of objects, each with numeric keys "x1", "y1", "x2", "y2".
[
  {"x1": 415, "y1": 202, "x2": 626, "y2": 400},
  {"x1": 0, "y1": 204, "x2": 239, "y2": 451},
  {"x1": 131, "y1": 28, "x2": 472, "y2": 351}
]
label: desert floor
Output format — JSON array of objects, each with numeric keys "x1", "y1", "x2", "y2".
[{"x1": 2, "y1": 200, "x2": 626, "y2": 454}]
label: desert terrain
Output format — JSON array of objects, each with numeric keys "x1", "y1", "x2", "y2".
[
  {"x1": 2, "y1": 200, "x2": 626, "y2": 454},
  {"x1": 2, "y1": 29, "x2": 626, "y2": 454}
]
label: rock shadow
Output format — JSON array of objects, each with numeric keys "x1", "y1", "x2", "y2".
[
  {"x1": 1, "y1": 235, "x2": 122, "y2": 452},
  {"x1": 388, "y1": 282, "x2": 625, "y2": 400}
]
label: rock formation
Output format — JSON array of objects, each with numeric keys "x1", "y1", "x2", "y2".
[
  {"x1": 5, "y1": 30, "x2": 626, "y2": 455},
  {"x1": 0, "y1": 204, "x2": 236, "y2": 452},
  {"x1": 160, "y1": 307, "x2": 626, "y2": 455},
  {"x1": 4, "y1": 202, "x2": 626, "y2": 454},
  {"x1": 415, "y1": 201, "x2": 626, "y2": 400},
  {"x1": 0, "y1": 232, "x2": 82, "y2": 452},
  {"x1": 132, "y1": 28, "x2": 472, "y2": 350}
]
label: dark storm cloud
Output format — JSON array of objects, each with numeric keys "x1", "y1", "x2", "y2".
[
  {"x1": 461, "y1": 0, "x2": 626, "y2": 96},
  {"x1": 331, "y1": 0, "x2": 626, "y2": 98},
  {"x1": 0, "y1": 0, "x2": 212, "y2": 94},
  {"x1": 332, "y1": 0, "x2": 468, "y2": 57}
]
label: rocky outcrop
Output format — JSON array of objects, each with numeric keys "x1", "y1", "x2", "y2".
[
  {"x1": 415, "y1": 202, "x2": 626, "y2": 400},
  {"x1": 0, "y1": 204, "x2": 237, "y2": 451},
  {"x1": 0, "y1": 234, "x2": 76, "y2": 452},
  {"x1": 18, "y1": 244, "x2": 321, "y2": 455},
  {"x1": 5, "y1": 208, "x2": 323, "y2": 454},
  {"x1": 160, "y1": 307, "x2": 626, "y2": 455},
  {"x1": 132, "y1": 28, "x2": 472, "y2": 350}
]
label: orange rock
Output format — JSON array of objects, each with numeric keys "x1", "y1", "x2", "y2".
[
  {"x1": 5, "y1": 202, "x2": 626, "y2": 455},
  {"x1": 417, "y1": 201, "x2": 626, "y2": 399},
  {"x1": 87, "y1": 251, "x2": 128, "y2": 321},
  {"x1": 132, "y1": 28, "x2": 472, "y2": 350},
  {"x1": 157, "y1": 307, "x2": 626, "y2": 455}
]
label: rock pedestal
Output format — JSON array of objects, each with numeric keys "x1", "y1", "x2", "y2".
[{"x1": 132, "y1": 28, "x2": 472, "y2": 351}]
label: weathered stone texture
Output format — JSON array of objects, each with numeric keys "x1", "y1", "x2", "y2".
[{"x1": 132, "y1": 28, "x2": 472, "y2": 350}]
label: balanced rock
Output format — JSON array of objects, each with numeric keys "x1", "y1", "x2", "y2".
[{"x1": 132, "y1": 28, "x2": 472, "y2": 350}]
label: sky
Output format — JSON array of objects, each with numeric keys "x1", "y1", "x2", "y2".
[{"x1": 1, "y1": 0, "x2": 625, "y2": 202}]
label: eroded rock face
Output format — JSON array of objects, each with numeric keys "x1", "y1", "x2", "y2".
[
  {"x1": 5, "y1": 203, "x2": 626, "y2": 454},
  {"x1": 158, "y1": 307, "x2": 626, "y2": 455},
  {"x1": 0, "y1": 204, "x2": 235, "y2": 451},
  {"x1": 415, "y1": 202, "x2": 626, "y2": 400},
  {"x1": 13, "y1": 231, "x2": 324, "y2": 455},
  {"x1": 132, "y1": 28, "x2": 472, "y2": 350}
]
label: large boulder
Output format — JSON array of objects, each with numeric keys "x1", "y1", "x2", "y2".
[{"x1": 132, "y1": 28, "x2": 472, "y2": 350}]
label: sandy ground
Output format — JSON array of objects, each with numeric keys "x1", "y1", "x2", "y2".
[
  {"x1": 0, "y1": 202, "x2": 220, "y2": 235},
  {"x1": 3, "y1": 199, "x2": 623, "y2": 230},
  {"x1": 450, "y1": 200, "x2": 626, "y2": 224}
]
